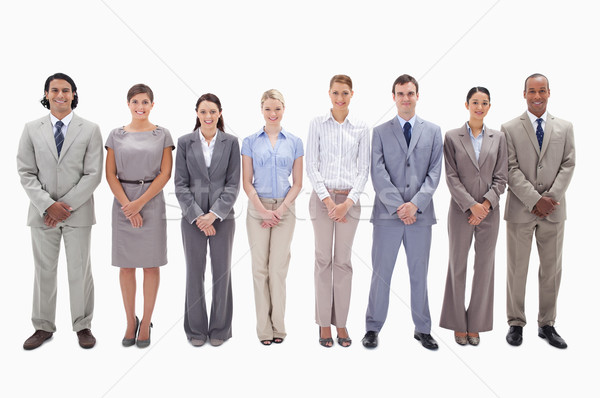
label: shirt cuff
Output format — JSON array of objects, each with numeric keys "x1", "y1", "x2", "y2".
[{"x1": 210, "y1": 210, "x2": 223, "y2": 221}]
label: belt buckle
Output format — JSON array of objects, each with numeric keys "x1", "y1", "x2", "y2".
[{"x1": 138, "y1": 179, "x2": 145, "y2": 186}]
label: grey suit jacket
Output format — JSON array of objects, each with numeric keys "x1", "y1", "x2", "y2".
[
  {"x1": 501, "y1": 112, "x2": 575, "y2": 223},
  {"x1": 17, "y1": 113, "x2": 104, "y2": 227},
  {"x1": 175, "y1": 129, "x2": 241, "y2": 223},
  {"x1": 444, "y1": 124, "x2": 508, "y2": 213},
  {"x1": 370, "y1": 116, "x2": 443, "y2": 226}
]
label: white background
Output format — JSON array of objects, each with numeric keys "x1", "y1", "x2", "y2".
[{"x1": 1, "y1": 0, "x2": 598, "y2": 397}]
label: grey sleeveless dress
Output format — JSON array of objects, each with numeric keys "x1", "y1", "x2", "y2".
[{"x1": 105, "y1": 126, "x2": 175, "y2": 268}]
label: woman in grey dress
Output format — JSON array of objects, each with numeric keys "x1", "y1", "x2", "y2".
[{"x1": 105, "y1": 84, "x2": 174, "y2": 348}]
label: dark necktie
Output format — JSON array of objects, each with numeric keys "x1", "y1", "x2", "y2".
[
  {"x1": 403, "y1": 122, "x2": 412, "y2": 146},
  {"x1": 535, "y1": 118, "x2": 544, "y2": 150},
  {"x1": 54, "y1": 120, "x2": 64, "y2": 156}
]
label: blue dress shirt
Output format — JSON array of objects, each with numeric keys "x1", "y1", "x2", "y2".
[{"x1": 241, "y1": 128, "x2": 304, "y2": 198}]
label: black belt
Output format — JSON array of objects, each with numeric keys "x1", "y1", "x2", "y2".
[{"x1": 120, "y1": 179, "x2": 154, "y2": 185}]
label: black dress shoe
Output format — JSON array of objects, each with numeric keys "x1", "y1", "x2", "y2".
[
  {"x1": 414, "y1": 332, "x2": 438, "y2": 350},
  {"x1": 538, "y1": 325, "x2": 567, "y2": 349},
  {"x1": 506, "y1": 325, "x2": 523, "y2": 346},
  {"x1": 362, "y1": 331, "x2": 378, "y2": 348}
]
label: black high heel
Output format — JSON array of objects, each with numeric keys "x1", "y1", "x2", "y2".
[
  {"x1": 136, "y1": 321, "x2": 153, "y2": 348},
  {"x1": 122, "y1": 316, "x2": 139, "y2": 347}
]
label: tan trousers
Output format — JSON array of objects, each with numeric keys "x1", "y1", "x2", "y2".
[
  {"x1": 246, "y1": 198, "x2": 296, "y2": 341},
  {"x1": 309, "y1": 191, "x2": 360, "y2": 328},
  {"x1": 506, "y1": 219, "x2": 564, "y2": 327}
]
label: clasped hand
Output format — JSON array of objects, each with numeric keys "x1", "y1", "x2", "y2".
[
  {"x1": 44, "y1": 201, "x2": 72, "y2": 227},
  {"x1": 397, "y1": 202, "x2": 417, "y2": 225},
  {"x1": 532, "y1": 196, "x2": 559, "y2": 218},
  {"x1": 196, "y1": 213, "x2": 217, "y2": 236},
  {"x1": 260, "y1": 208, "x2": 282, "y2": 228},
  {"x1": 468, "y1": 202, "x2": 490, "y2": 226}
]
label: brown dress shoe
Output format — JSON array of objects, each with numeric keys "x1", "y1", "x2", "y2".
[
  {"x1": 23, "y1": 330, "x2": 53, "y2": 350},
  {"x1": 77, "y1": 329, "x2": 96, "y2": 349}
]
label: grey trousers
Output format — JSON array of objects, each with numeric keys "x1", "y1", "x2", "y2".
[
  {"x1": 181, "y1": 218, "x2": 235, "y2": 341},
  {"x1": 366, "y1": 223, "x2": 432, "y2": 334},
  {"x1": 30, "y1": 225, "x2": 94, "y2": 332}
]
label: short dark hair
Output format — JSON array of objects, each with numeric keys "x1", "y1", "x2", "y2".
[
  {"x1": 194, "y1": 93, "x2": 225, "y2": 132},
  {"x1": 41, "y1": 72, "x2": 78, "y2": 109},
  {"x1": 466, "y1": 86, "x2": 491, "y2": 103},
  {"x1": 524, "y1": 73, "x2": 549, "y2": 91},
  {"x1": 392, "y1": 74, "x2": 419, "y2": 94},
  {"x1": 127, "y1": 83, "x2": 154, "y2": 102}
]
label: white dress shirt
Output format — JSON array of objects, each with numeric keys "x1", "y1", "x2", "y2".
[
  {"x1": 306, "y1": 110, "x2": 370, "y2": 204},
  {"x1": 50, "y1": 111, "x2": 74, "y2": 138},
  {"x1": 199, "y1": 129, "x2": 217, "y2": 167},
  {"x1": 527, "y1": 110, "x2": 547, "y2": 131},
  {"x1": 466, "y1": 122, "x2": 485, "y2": 161}
]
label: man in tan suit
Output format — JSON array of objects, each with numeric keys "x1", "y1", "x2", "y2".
[
  {"x1": 17, "y1": 73, "x2": 103, "y2": 349},
  {"x1": 502, "y1": 73, "x2": 575, "y2": 349}
]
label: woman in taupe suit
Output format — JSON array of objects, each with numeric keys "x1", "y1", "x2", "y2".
[
  {"x1": 174, "y1": 93, "x2": 240, "y2": 347},
  {"x1": 439, "y1": 87, "x2": 508, "y2": 346}
]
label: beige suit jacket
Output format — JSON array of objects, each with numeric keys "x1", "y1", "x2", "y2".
[
  {"x1": 501, "y1": 112, "x2": 575, "y2": 223},
  {"x1": 444, "y1": 124, "x2": 508, "y2": 213},
  {"x1": 17, "y1": 113, "x2": 104, "y2": 227}
]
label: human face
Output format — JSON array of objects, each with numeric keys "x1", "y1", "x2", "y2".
[
  {"x1": 196, "y1": 101, "x2": 221, "y2": 129},
  {"x1": 393, "y1": 82, "x2": 419, "y2": 120},
  {"x1": 128, "y1": 93, "x2": 154, "y2": 120},
  {"x1": 524, "y1": 76, "x2": 550, "y2": 117},
  {"x1": 45, "y1": 79, "x2": 74, "y2": 118},
  {"x1": 465, "y1": 92, "x2": 490, "y2": 122},
  {"x1": 262, "y1": 98, "x2": 284, "y2": 127},
  {"x1": 329, "y1": 82, "x2": 353, "y2": 111}
]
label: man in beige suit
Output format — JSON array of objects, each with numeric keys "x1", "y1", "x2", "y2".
[
  {"x1": 17, "y1": 73, "x2": 103, "y2": 350},
  {"x1": 502, "y1": 73, "x2": 575, "y2": 349}
]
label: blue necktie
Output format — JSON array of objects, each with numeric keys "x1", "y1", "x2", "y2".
[
  {"x1": 535, "y1": 118, "x2": 544, "y2": 150},
  {"x1": 54, "y1": 120, "x2": 64, "y2": 156},
  {"x1": 403, "y1": 122, "x2": 412, "y2": 146}
]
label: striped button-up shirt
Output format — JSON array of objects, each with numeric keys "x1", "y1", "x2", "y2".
[{"x1": 306, "y1": 111, "x2": 370, "y2": 204}]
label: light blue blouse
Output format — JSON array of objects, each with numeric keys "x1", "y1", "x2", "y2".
[{"x1": 241, "y1": 128, "x2": 304, "y2": 199}]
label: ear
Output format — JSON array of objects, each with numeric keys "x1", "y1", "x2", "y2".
[{"x1": 465, "y1": 101, "x2": 469, "y2": 110}]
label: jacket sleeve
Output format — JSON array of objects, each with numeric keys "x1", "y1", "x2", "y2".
[
  {"x1": 444, "y1": 133, "x2": 477, "y2": 213},
  {"x1": 410, "y1": 125, "x2": 443, "y2": 212},
  {"x1": 174, "y1": 136, "x2": 204, "y2": 224},
  {"x1": 483, "y1": 131, "x2": 508, "y2": 209},
  {"x1": 210, "y1": 138, "x2": 241, "y2": 219},
  {"x1": 371, "y1": 126, "x2": 405, "y2": 215}
]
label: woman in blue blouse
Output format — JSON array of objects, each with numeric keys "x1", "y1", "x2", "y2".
[{"x1": 241, "y1": 89, "x2": 303, "y2": 345}]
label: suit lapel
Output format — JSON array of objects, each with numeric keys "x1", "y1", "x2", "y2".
[
  {"x1": 40, "y1": 116, "x2": 59, "y2": 161},
  {"x1": 458, "y1": 124, "x2": 479, "y2": 170},
  {"x1": 520, "y1": 112, "x2": 540, "y2": 156},
  {"x1": 209, "y1": 130, "x2": 226, "y2": 177},
  {"x1": 539, "y1": 113, "x2": 554, "y2": 160},
  {"x1": 190, "y1": 130, "x2": 210, "y2": 180},
  {"x1": 58, "y1": 114, "x2": 82, "y2": 162},
  {"x1": 390, "y1": 118, "x2": 408, "y2": 154},
  {"x1": 478, "y1": 125, "x2": 493, "y2": 167},
  {"x1": 407, "y1": 116, "x2": 423, "y2": 157}
]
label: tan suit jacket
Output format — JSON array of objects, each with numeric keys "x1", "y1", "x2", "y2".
[
  {"x1": 17, "y1": 113, "x2": 104, "y2": 226},
  {"x1": 502, "y1": 112, "x2": 575, "y2": 223}
]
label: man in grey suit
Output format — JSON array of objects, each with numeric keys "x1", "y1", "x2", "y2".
[
  {"x1": 503, "y1": 73, "x2": 575, "y2": 349},
  {"x1": 17, "y1": 73, "x2": 103, "y2": 350},
  {"x1": 362, "y1": 74, "x2": 443, "y2": 350}
]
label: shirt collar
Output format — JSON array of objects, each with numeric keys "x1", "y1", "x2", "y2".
[
  {"x1": 396, "y1": 114, "x2": 416, "y2": 128},
  {"x1": 50, "y1": 111, "x2": 73, "y2": 127},
  {"x1": 258, "y1": 127, "x2": 289, "y2": 138},
  {"x1": 323, "y1": 110, "x2": 355, "y2": 126},
  {"x1": 199, "y1": 129, "x2": 220, "y2": 145},
  {"x1": 527, "y1": 110, "x2": 547, "y2": 125},
  {"x1": 466, "y1": 122, "x2": 485, "y2": 139}
]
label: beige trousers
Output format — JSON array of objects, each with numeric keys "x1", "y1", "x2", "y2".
[
  {"x1": 309, "y1": 191, "x2": 360, "y2": 328},
  {"x1": 506, "y1": 219, "x2": 564, "y2": 327},
  {"x1": 246, "y1": 198, "x2": 296, "y2": 341}
]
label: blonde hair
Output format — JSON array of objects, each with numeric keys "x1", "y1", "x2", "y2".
[{"x1": 261, "y1": 89, "x2": 285, "y2": 108}]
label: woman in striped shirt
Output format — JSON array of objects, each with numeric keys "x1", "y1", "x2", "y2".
[{"x1": 306, "y1": 75, "x2": 370, "y2": 348}]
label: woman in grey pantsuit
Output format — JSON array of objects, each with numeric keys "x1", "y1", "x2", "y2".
[
  {"x1": 105, "y1": 84, "x2": 174, "y2": 348},
  {"x1": 439, "y1": 87, "x2": 508, "y2": 345},
  {"x1": 175, "y1": 93, "x2": 240, "y2": 347}
]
